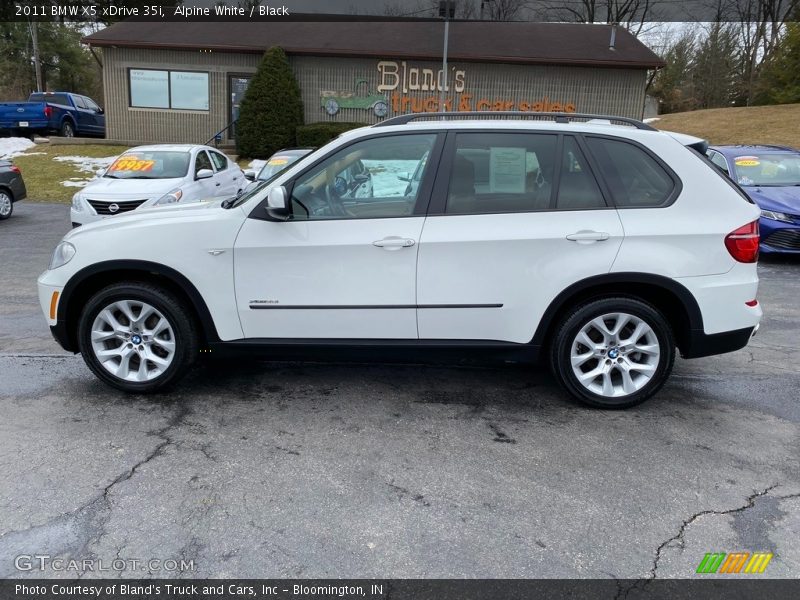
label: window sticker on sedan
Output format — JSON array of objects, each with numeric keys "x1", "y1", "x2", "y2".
[
  {"x1": 109, "y1": 156, "x2": 156, "y2": 172},
  {"x1": 734, "y1": 156, "x2": 760, "y2": 167},
  {"x1": 268, "y1": 157, "x2": 289, "y2": 166}
]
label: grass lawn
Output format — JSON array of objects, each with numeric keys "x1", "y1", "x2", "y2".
[
  {"x1": 654, "y1": 104, "x2": 800, "y2": 147},
  {"x1": 12, "y1": 144, "x2": 131, "y2": 203}
]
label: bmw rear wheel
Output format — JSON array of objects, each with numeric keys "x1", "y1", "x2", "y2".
[
  {"x1": 550, "y1": 297, "x2": 675, "y2": 408},
  {"x1": 78, "y1": 283, "x2": 198, "y2": 392}
]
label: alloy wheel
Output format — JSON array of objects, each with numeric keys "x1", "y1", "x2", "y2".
[
  {"x1": 0, "y1": 193, "x2": 11, "y2": 217},
  {"x1": 90, "y1": 300, "x2": 176, "y2": 382},
  {"x1": 570, "y1": 312, "x2": 661, "y2": 398}
]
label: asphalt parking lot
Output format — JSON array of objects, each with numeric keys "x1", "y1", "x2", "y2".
[{"x1": 1, "y1": 202, "x2": 798, "y2": 580}]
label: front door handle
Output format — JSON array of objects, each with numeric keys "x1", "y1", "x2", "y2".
[
  {"x1": 373, "y1": 237, "x2": 416, "y2": 249},
  {"x1": 566, "y1": 230, "x2": 610, "y2": 243}
]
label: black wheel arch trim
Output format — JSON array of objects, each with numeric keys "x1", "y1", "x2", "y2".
[
  {"x1": 55, "y1": 260, "x2": 220, "y2": 352},
  {"x1": 529, "y1": 272, "x2": 705, "y2": 350}
]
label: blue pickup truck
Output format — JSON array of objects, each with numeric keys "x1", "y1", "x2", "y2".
[{"x1": 0, "y1": 92, "x2": 105, "y2": 138}]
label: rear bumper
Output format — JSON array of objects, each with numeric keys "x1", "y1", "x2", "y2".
[{"x1": 681, "y1": 325, "x2": 757, "y2": 359}]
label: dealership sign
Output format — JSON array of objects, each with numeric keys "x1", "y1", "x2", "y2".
[{"x1": 376, "y1": 60, "x2": 577, "y2": 115}]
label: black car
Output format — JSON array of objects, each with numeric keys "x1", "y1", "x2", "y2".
[{"x1": 0, "y1": 159, "x2": 27, "y2": 220}]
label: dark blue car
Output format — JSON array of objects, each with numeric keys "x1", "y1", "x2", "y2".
[{"x1": 707, "y1": 145, "x2": 800, "y2": 254}]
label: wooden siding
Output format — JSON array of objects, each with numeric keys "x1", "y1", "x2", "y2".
[{"x1": 102, "y1": 48, "x2": 648, "y2": 144}]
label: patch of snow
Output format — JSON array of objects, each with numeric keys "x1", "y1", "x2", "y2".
[
  {"x1": 53, "y1": 154, "x2": 117, "y2": 174},
  {"x1": 247, "y1": 159, "x2": 266, "y2": 172},
  {"x1": 53, "y1": 154, "x2": 119, "y2": 189},
  {"x1": 0, "y1": 137, "x2": 36, "y2": 159},
  {"x1": 643, "y1": 117, "x2": 661, "y2": 124}
]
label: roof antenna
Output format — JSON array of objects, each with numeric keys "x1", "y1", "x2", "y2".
[{"x1": 609, "y1": 22, "x2": 617, "y2": 50}]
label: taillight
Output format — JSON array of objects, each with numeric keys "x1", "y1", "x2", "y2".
[
  {"x1": 44, "y1": 106, "x2": 52, "y2": 118},
  {"x1": 10, "y1": 166, "x2": 20, "y2": 174},
  {"x1": 725, "y1": 220, "x2": 759, "y2": 263}
]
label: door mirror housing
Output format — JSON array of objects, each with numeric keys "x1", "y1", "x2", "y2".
[
  {"x1": 196, "y1": 168, "x2": 214, "y2": 180},
  {"x1": 266, "y1": 186, "x2": 290, "y2": 219},
  {"x1": 244, "y1": 170, "x2": 256, "y2": 181}
]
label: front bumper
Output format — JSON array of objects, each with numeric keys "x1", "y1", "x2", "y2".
[
  {"x1": 759, "y1": 218, "x2": 800, "y2": 254},
  {"x1": 38, "y1": 271, "x2": 75, "y2": 352}
]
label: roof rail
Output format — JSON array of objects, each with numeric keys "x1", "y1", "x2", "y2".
[{"x1": 373, "y1": 111, "x2": 657, "y2": 131}]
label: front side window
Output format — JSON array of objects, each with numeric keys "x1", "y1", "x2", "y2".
[
  {"x1": 289, "y1": 134, "x2": 436, "y2": 220},
  {"x1": 210, "y1": 151, "x2": 228, "y2": 171},
  {"x1": 586, "y1": 137, "x2": 676, "y2": 207},
  {"x1": 129, "y1": 69, "x2": 209, "y2": 111},
  {"x1": 445, "y1": 132, "x2": 557, "y2": 214},
  {"x1": 707, "y1": 150, "x2": 729, "y2": 175},
  {"x1": 104, "y1": 151, "x2": 190, "y2": 180},
  {"x1": 195, "y1": 151, "x2": 213, "y2": 176}
]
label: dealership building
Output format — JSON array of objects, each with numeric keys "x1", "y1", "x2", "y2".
[{"x1": 83, "y1": 20, "x2": 664, "y2": 145}]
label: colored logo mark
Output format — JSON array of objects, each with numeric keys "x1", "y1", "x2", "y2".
[{"x1": 696, "y1": 552, "x2": 773, "y2": 574}]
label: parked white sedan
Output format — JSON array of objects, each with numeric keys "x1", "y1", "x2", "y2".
[{"x1": 70, "y1": 144, "x2": 244, "y2": 227}]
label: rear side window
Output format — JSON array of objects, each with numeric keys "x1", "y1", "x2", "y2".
[
  {"x1": 445, "y1": 132, "x2": 557, "y2": 214},
  {"x1": 586, "y1": 137, "x2": 676, "y2": 208},
  {"x1": 30, "y1": 93, "x2": 70, "y2": 106},
  {"x1": 557, "y1": 136, "x2": 606, "y2": 210}
]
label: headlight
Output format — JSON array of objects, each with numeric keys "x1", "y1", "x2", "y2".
[
  {"x1": 49, "y1": 242, "x2": 76, "y2": 270},
  {"x1": 71, "y1": 193, "x2": 83, "y2": 212},
  {"x1": 155, "y1": 188, "x2": 183, "y2": 205},
  {"x1": 760, "y1": 209, "x2": 793, "y2": 223}
]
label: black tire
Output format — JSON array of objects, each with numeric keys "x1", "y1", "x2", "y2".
[
  {"x1": 549, "y1": 297, "x2": 675, "y2": 409},
  {"x1": 77, "y1": 282, "x2": 198, "y2": 393},
  {"x1": 60, "y1": 120, "x2": 75, "y2": 137},
  {"x1": 0, "y1": 189, "x2": 13, "y2": 220}
]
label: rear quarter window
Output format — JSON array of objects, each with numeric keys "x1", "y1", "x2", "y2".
[{"x1": 585, "y1": 137, "x2": 677, "y2": 208}]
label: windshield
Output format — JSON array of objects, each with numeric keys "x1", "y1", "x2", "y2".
[
  {"x1": 104, "y1": 151, "x2": 190, "y2": 180},
  {"x1": 732, "y1": 153, "x2": 800, "y2": 187},
  {"x1": 257, "y1": 153, "x2": 308, "y2": 181}
]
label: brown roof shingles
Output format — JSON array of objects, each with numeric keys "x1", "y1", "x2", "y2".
[{"x1": 83, "y1": 20, "x2": 664, "y2": 69}]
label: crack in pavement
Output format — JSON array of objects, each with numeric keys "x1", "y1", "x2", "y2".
[
  {"x1": 615, "y1": 485, "x2": 800, "y2": 599},
  {"x1": 0, "y1": 398, "x2": 190, "y2": 576}
]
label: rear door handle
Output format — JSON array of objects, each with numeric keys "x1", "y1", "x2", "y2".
[
  {"x1": 373, "y1": 237, "x2": 416, "y2": 249},
  {"x1": 566, "y1": 230, "x2": 610, "y2": 242}
]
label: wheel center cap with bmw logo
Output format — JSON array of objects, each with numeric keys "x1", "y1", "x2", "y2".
[
  {"x1": 608, "y1": 347, "x2": 620, "y2": 359},
  {"x1": 131, "y1": 334, "x2": 142, "y2": 344}
]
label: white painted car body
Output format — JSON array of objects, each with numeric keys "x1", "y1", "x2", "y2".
[
  {"x1": 70, "y1": 144, "x2": 245, "y2": 226},
  {"x1": 40, "y1": 117, "x2": 762, "y2": 404}
]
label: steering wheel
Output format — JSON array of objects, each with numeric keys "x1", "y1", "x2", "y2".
[{"x1": 324, "y1": 178, "x2": 350, "y2": 217}]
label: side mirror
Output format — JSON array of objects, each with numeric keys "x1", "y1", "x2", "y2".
[
  {"x1": 266, "y1": 186, "x2": 289, "y2": 219},
  {"x1": 95, "y1": 168, "x2": 105, "y2": 177},
  {"x1": 244, "y1": 170, "x2": 256, "y2": 181},
  {"x1": 397, "y1": 172, "x2": 411, "y2": 182},
  {"x1": 196, "y1": 168, "x2": 214, "y2": 180}
]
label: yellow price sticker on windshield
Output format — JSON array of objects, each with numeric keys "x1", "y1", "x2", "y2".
[
  {"x1": 267, "y1": 158, "x2": 289, "y2": 166},
  {"x1": 110, "y1": 157, "x2": 156, "y2": 172},
  {"x1": 734, "y1": 156, "x2": 760, "y2": 167}
]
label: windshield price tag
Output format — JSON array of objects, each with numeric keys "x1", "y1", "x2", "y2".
[
  {"x1": 734, "y1": 156, "x2": 760, "y2": 167},
  {"x1": 110, "y1": 157, "x2": 156, "y2": 172}
]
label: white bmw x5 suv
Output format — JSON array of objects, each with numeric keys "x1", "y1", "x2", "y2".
[{"x1": 38, "y1": 113, "x2": 762, "y2": 408}]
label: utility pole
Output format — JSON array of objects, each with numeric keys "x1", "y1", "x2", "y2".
[
  {"x1": 29, "y1": 19, "x2": 43, "y2": 92},
  {"x1": 439, "y1": 0, "x2": 453, "y2": 113}
]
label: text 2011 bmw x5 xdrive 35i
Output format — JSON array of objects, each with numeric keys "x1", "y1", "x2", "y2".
[{"x1": 38, "y1": 113, "x2": 762, "y2": 408}]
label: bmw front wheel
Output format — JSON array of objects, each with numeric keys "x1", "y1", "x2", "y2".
[
  {"x1": 550, "y1": 297, "x2": 675, "y2": 408},
  {"x1": 78, "y1": 283, "x2": 198, "y2": 392}
]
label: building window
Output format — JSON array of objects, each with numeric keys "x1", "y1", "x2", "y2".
[{"x1": 129, "y1": 68, "x2": 209, "y2": 111}]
